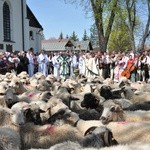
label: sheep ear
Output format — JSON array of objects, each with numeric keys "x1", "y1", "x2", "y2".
[
  {"x1": 104, "y1": 130, "x2": 118, "y2": 146},
  {"x1": 23, "y1": 105, "x2": 31, "y2": 117},
  {"x1": 84, "y1": 126, "x2": 97, "y2": 136}
]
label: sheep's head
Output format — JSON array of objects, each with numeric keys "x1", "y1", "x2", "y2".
[
  {"x1": 121, "y1": 86, "x2": 136, "y2": 100},
  {"x1": 100, "y1": 105, "x2": 125, "y2": 125},
  {"x1": 48, "y1": 98, "x2": 68, "y2": 117},
  {"x1": 39, "y1": 91, "x2": 52, "y2": 102},
  {"x1": 36, "y1": 80, "x2": 52, "y2": 91},
  {"x1": 4, "y1": 88, "x2": 19, "y2": 108},
  {"x1": 81, "y1": 93, "x2": 100, "y2": 109},
  {"x1": 83, "y1": 126, "x2": 118, "y2": 148},
  {"x1": 61, "y1": 111, "x2": 80, "y2": 126},
  {"x1": 100, "y1": 85, "x2": 112, "y2": 100},
  {"x1": 10, "y1": 108, "x2": 25, "y2": 126},
  {"x1": 24, "y1": 103, "x2": 45, "y2": 125}
]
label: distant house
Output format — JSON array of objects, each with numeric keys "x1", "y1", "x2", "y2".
[
  {"x1": 42, "y1": 39, "x2": 93, "y2": 52},
  {"x1": 42, "y1": 39, "x2": 74, "y2": 52},
  {"x1": 72, "y1": 40, "x2": 93, "y2": 51}
]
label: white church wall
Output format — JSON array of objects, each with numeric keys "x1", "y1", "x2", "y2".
[
  {"x1": 29, "y1": 27, "x2": 42, "y2": 54},
  {"x1": 0, "y1": 0, "x2": 42, "y2": 53},
  {"x1": 12, "y1": 0, "x2": 24, "y2": 51}
]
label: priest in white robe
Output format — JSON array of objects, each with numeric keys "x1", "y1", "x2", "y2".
[{"x1": 37, "y1": 50, "x2": 49, "y2": 76}]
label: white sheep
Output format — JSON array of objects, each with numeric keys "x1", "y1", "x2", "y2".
[
  {"x1": 29, "y1": 141, "x2": 150, "y2": 150},
  {"x1": 0, "y1": 127, "x2": 21, "y2": 150},
  {"x1": 17, "y1": 123, "x2": 83, "y2": 149},
  {"x1": 61, "y1": 111, "x2": 103, "y2": 136},
  {"x1": 0, "y1": 106, "x2": 25, "y2": 128},
  {"x1": 100, "y1": 105, "x2": 150, "y2": 124},
  {"x1": 106, "y1": 121, "x2": 150, "y2": 144},
  {"x1": 62, "y1": 110, "x2": 150, "y2": 144},
  {"x1": 122, "y1": 86, "x2": 150, "y2": 104},
  {"x1": 9, "y1": 77, "x2": 28, "y2": 94},
  {"x1": 48, "y1": 141, "x2": 150, "y2": 150},
  {"x1": 27, "y1": 125, "x2": 118, "y2": 149}
]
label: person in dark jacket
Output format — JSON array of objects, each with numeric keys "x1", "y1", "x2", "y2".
[{"x1": 17, "y1": 51, "x2": 29, "y2": 74}]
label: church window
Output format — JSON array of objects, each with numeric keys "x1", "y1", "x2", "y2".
[
  {"x1": 29, "y1": 31, "x2": 34, "y2": 40},
  {"x1": 3, "y1": 2, "x2": 11, "y2": 41}
]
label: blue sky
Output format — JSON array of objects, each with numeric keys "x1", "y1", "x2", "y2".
[{"x1": 26, "y1": 0, "x2": 94, "y2": 40}]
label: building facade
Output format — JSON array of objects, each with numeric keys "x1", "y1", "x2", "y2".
[{"x1": 0, "y1": 0, "x2": 43, "y2": 53}]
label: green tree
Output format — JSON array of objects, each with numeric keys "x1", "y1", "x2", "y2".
[
  {"x1": 90, "y1": 24, "x2": 99, "y2": 48},
  {"x1": 107, "y1": 4, "x2": 132, "y2": 52},
  {"x1": 59, "y1": 32, "x2": 64, "y2": 39},
  {"x1": 63, "y1": 0, "x2": 150, "y2": 51},
  {"x1": 82, "y1": 29, "x2": 89, "y2": 41},
  {"x1": 66, "y1": 34, "x2": 69, "y2": 39},
  {"x1": 70, "y1": 31, "x2": 79, "y2": 41}
]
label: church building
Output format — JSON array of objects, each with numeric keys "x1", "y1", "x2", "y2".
[{"x1": 0, "y1": 0, "x2": 43, "y2": 53}]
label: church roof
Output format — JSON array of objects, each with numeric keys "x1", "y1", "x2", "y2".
[{"x1": 27, "y1": 5, "x2": 43, "y2": 30}]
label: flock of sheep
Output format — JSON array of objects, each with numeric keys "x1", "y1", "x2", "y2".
[{"x1": 0, "y1": 71, "x2": 150, "y2": 150}]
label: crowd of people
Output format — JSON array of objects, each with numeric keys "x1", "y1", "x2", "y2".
[{"x1": 0, "y1": 48, "x2": 150, "y2": 82}]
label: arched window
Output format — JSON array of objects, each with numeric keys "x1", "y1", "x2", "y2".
[{"x1": 3, "y1": 2, "x2": 11, "y2": 41}]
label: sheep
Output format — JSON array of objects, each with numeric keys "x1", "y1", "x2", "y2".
[
  {"x1": 0, "y1": 86, "x2": 32, "y2": 108},
  {"x1": 80, "y1": 126, "x2": 118, "y2": 148},
  {"x1": 9, "y1": 77, "x2": 28, "y2": 94},
  {"x1": 4, "y1": 88, "x2": 20, "y2": 108},
  {"x1": 0, "y1": 85, "x2": 8, "y2": 107},
  {"x1": 81, "y1": 93, "x2": 104, "y2": 115},
  {"x1": 19, "y1": 91, "x2": 52, "y2": 102},
  {"x1": 59, "y1": 109, "x2": 150, "y2": 143},
  {"x1": 46, "y1": 74, "x2": 57, "y2": 84},
  {"x1": 0, "y1": 106, "x2": 25, "y2": 127},
  {"x1": 49, "y1": 141, "x2": 150, "y2": 150},
  {"x1": 123, "y1": 101, "x2": 150, "y2": 111},
  {"x1": 60, "y1": 110, "x2": 103, "y2": 136},
  {"x1": 122, "y1": 86, "x2": 150, "y2": 104},
  {"x1": 0, "y1": 127, "x2": 21, "y2": 150},
  {"x1": 46, "y1": 97, "x2": 69, "y2": 116},
  {"x1": 100, "y1": 85, "x2": 113, "y2": 100},
  {"x1": 35, "y1": 80, "x2": 52, "y2": 91},
  {"x1": 28, "y1": 125, "x2": 118, "y2": 150},
  {"x1": 80, "y1": 93, "x2": 131, "y2": 119},
  {"x1": 33, "y1": 72, "x2": 46, "y2": 81},
  {"x1": 11, "y1": 102, "x2": 45, "y2": 125},
  {"x1": 18, "y1": 123, "x2": 84, "y2": 149},
  {"x1": 100, "y1": 105, "x2": 150, "y2": 124},
  {"x1": 105, "y1": 121, "x2": 150, "y2": 144},
  {"x1": 29, "y1": 97, "x2": 69, "y2": 124}
]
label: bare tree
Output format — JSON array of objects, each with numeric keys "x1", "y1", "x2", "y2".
[
  {"x1": 125, "y1": 0, "x2": 137, "y2": 51},
  {"x1": 139, "y1": 0, "x2": 150, "y2": 51},
  {"x1": 90, "y1": 0, "x2": 118, "y2": 51}
]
